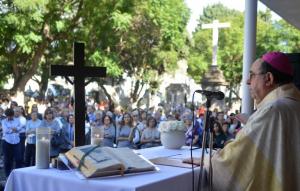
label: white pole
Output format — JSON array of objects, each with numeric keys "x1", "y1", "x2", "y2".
[{"x1": 241, "y1": 0, "x2": 258, "y2": 115}]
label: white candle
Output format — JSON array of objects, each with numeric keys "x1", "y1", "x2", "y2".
[
  {"x1": 91, "y1": 134, "x2": 102, "y2": 145},
  {"x1": 36, "y1": 137, "x2": 50, "y2": 169}
]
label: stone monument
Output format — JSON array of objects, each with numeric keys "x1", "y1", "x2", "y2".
[{"x1": 201, "y1": 20, "x2": 229, "y2": 110}]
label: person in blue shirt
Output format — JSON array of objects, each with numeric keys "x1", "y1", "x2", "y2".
[
  {"x1": 24, "y1": 112, "x2": 42, "y2": 167},
  {"x1": 59, "y1": 114, "x2": 74, "y2": 153},
  {"x1": 1, "y1": 108, "x2": 23, "y2": 177},
  {"x1": 40, "y1": 108, "x2": 61, "y2": 157}
]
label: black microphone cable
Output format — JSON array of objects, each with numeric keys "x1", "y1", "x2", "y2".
[{"x1": 190, "y1": 90, "x2": 196, "y2": 191}]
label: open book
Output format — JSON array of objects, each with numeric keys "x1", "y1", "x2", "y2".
[{"x1": 65, "y1": 145, "x2": 156, "y2": 178}]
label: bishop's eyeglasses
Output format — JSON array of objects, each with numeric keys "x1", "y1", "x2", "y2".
[{"x1": 248, "y1": 71, "x2": 266, "y2": 80}]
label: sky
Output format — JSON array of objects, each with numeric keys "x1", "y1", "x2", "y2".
[{"x1": 185, "y1": 0, "x2": 279, "y2": 34}]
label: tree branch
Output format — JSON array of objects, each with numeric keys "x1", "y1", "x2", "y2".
[
  {"x1": 136, "y1": 81, "x2": 145, "y2": 100},
  {"x1": 32, "y1": 76, "x2": 40, "y2": 84},
  {"x1": 65, "y1": 76, "x2": 74, "y2": 85}
]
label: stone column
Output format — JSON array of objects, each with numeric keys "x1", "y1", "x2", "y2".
[{"x1": 241, "y1": 0, "x2": 257, "y2": 115}]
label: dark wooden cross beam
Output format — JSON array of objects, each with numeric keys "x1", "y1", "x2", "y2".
[{"x1": 51, "y1": 42, "x2": 106, "y2": 146}]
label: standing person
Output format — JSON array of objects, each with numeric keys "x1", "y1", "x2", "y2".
[
  {"x1": 9, "y1": 101, "x2": 18, "y2": 110},
  {"x1": 101, "y1": 115, "x2": 116, "y2": 147},
  {"x1": 59, "y1": 114, "x2": 74, "y2": 153},
  {"x1": 140, "y1": 117, "x2": 160, "y2": 149},
  {"x1": 207, "y1": 52, "x2": 300, "y2": 190},
  {"x1": 184, "y1": 114, "x2": 200, "y2": 146},
  {"x1": 24, "y1": 112, "x2": 42, "y2": 166},
  {"x1": 40, "y1": 108, "x2": 61, "y2": 158},
  {"x1": 132, "y1": 110, "x2": 145, "y2": 132},
  {"x1": 59, "y1": 108, "x2": 70, "y2": 130},
  {"x1": 0, "y1": 107, "x2": 5, "y2": 167},
  {"x1": 216, "y1": 111, "x2": 225, "y2": 124},
  {"x1": 86, "y1": 105, "x2": 96, "y2": 123},
  {"x1": 153, "y1": 108, "x2": 166, "y2": 125},
  {"x1": 14, "y1": 106, "x2": 26, "y2": 165},
  {"x1": 29, "y1": 104, "x2": 43, "y2": 120},
  {"x1": 114, "y1": 106, "x2": 123, "y2": 128},
  {"x1": 0, "y1": 107, "x2": 5, "y2": 121},
  {"x1": 65, "y1": 114, "x2": 75, "y2": 147},
  {"x1": 1, "y1": 98, "x2": 9, "y2": 111},
  {"x1": 1, "y1": 108, "x2": 23, "y2": 177},
  {"x1": 117, "y1": 113, "x2": 138, "y2": 148},
  {"x1": 93, "y1": 110, "x2": 103, "y2": 127},
  {"x1": 27, "y1": 98, "x2": 36, "y2": 114},
  {"x1": 131, "y1": 110, "x2": 144, "y2": 149},
  {"x1": 140, "y1": 110, "x2": 148, "y2": 127}
]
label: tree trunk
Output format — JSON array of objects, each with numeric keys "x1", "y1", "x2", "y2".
[
  {"x1": 99, "y1": 84, "x2": 115, "y2": 110},
  {"x1": 131, "y1": 79, "x2": 140, "y2": 102},
  {"x1": 11, "y1": 72, "x2": 34, "y2": 92},
  {"x1": 228, "y1": 86, "x2": 233, "y2": 108},
  {"x1": 39, "y1": 62, "x2": 51, "y2": 99},
  {"x1": 11, "y1": 41, "x2": 47, "y2": 92}
]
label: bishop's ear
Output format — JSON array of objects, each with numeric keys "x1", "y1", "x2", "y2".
[{"x1": 265, "y1": 72, "x2": 275, "y2": 86}]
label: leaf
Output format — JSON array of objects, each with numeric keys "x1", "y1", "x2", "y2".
[
  {"x1": 111, "y1": 11, "x2": 132, "y2": 32},
  {"x1": 55, "y1": 21, "x2": 65, "y2": 32}
]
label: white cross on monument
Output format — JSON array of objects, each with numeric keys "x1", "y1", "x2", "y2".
[{"x1": 202, "y1": 20, "x2": 230, "y2": 67}]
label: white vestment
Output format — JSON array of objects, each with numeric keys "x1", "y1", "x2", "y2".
[{"x1": 207, "y1": 84, "x2": 300, "y2": 191}]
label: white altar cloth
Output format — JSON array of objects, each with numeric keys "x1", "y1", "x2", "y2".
[{"x1": 5, "y1": 146, "x2": 204, "y2": 191}]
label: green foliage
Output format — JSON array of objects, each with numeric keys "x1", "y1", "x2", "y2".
[
  {"x1": 0, "y1": 55, "x2": 11, "y2": 89},
  {"x1": 188, "y1": 4, "x2": 242, "y2": 84},
  {"x1": 0, "y1": 0, "x2": 48, "y2": 90},
  {"x1": 15, "y1": 32, "x2": 42, "y2": 53},
  {"x1": 155, "y1": 50, "x2": 178, "y2": 72},
  {"x1": 189, "y1": 3, "x2": 300, "y2": 91},
  {"x1": 187, "y1": 53, "x2": 208, "y2": 83},
  {"x1": 258, "y1": 9, "x2": 272, "y2": 23},
  {"x1": 0, "y1": 0, "x2": 190, "y2": 102},
  {"x1": 111, "y1": 11, "x2": 132, "y2": 32},
  {"x1": 55, "y1": 21, "x2": 65, "y2": 32},
  {"x1": 218, "y1": 15, "x2": 244, "y2": 86},
  {"x1": 256, "y1": 18, "x2": 282, "y2": 57},
  {"x1": 196, "y1": 3, "x2": 239, "y2": 28},
  {"x1": 89, "y1": 51, "x2": 123, "y2": 77}
]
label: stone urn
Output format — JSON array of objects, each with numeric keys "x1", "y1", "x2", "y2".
[{"x1": 158, "y1": 121, "x2": 186, "y2": 149}]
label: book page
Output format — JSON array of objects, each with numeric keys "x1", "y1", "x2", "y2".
[
  {"x1": 104, "y1": 147, "x2": 155, "y2": 173},
  {"x1": 151, "y1": 157, "x2": 199, "y2": 168},
  {"x1": 66, "y1": 145, "x2": 123, "y2": 177}
]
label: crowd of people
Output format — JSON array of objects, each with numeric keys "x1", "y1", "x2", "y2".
[
  {"x1": 1, "y1": 50, "x2": 298, "y2": 190},
  {"x1": 0, "y1": 97, "x2": 242, "y2": 178}
]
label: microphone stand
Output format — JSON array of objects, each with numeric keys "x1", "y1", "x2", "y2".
[
  {"x1": 198, "y1": 97, "x2": 214, "y2": 191},
  {"x1": 208, "y1": 114, "x2": 215, "y2": 191}
]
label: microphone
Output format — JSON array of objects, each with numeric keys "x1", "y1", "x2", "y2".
[{"x1": 195, "y1": 90, "x2": 225, "y2": 100}]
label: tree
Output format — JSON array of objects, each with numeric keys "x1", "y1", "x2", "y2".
[
  {"x1": 0, "y1": 0, "x2": 190, "y2": 108},
  {"x1": 188, "y1": 3, "x2": 244, "y2": 106},
  {"x1": 188, "y1": 4, "x2": 300, "y2": 108},
  {"x1": 106, "y1": 0, "x2": 190, "y2": 105},
  {"x1": 0, "y1": 0, "x2": 86, "y2": 93},
  {"x1": 81, "y1": 0, "x2": 190, "y2": 107}
]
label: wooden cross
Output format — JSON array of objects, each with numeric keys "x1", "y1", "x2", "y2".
[
  {"x1": 202, "y1": 20, "x2": 230, "y2": 67},
  {"x1": 51, "y1": 42, "x2": 106, "y2": 146}
]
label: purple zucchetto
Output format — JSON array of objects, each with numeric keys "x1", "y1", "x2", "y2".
[{"x1": 262, "y1": 51, "x2": 293, "y2": 76}]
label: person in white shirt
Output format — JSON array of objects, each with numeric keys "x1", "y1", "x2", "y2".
[
  {"x1": 2, "y1": 108, "x2": 23, "y2": 177},
  {"x1": 14, "y1": 106, "x2": 27, "y2": 165}
]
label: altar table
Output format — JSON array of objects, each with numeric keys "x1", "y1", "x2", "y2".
[{"x1": 5, "y1": 146, "x2": 206, "y2": 191}]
